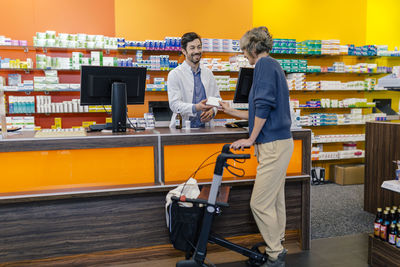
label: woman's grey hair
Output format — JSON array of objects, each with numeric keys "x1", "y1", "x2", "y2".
[{"x1": 240, "y1": 26, "x2": 273, "y2": 56}]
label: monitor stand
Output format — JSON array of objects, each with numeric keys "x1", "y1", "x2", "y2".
[
  {"x1": 111, "y1": 82, "x2": 127, "y2": 132},
  {"x1": 87, "y1": 82, "x2": 127, "y2": 132},
  {"x1": 88, "y1": 82, "x2": 146, "y2": 132}
]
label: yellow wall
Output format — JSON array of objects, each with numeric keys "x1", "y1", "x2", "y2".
[
  {"x1": 115, "y1": 0, "x2": 253, "y2": 40},
  {"x1": 366, "y1": 0, "x2": 400, "y2": 49},
  {"x1": 253, "y1": 0, "x2": 367, "y2": 46}
]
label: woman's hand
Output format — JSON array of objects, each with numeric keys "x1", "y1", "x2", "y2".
[
  {"x1": 230, "y1": 138, "x2": 254, "y2": 151},
  {"x1": 219, "y1": 101, "x2": 234, "y2": 115}
]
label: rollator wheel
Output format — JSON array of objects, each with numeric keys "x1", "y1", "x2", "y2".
[{"x1": 246, "y1": 242, "x2": 267, "y2": 267}]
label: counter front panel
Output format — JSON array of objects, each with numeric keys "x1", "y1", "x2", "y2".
[
  {"x1": 0, "y1": 146, "x2": 155, "y2": 194},
  {"x1": 163, "y1": 140, "x2": 303, "y2": 183}
]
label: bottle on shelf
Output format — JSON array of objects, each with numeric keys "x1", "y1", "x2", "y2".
[
  {"x1": 380, "y1": 210, "x2": 390, "y2": 242},
  {"x1": 396, "y1": 223, "x2": 400, "y2": 248},
  {"x1": 397, "y1": 209, "x2": 400, "y2": 225},
  {"x1": 390, "y1": 209, "x2": 397, "y2": 225},
  {"x1": 388, "y1": 222, "x2": 397, "y2": 245},
  {"x1": 175, "y1": 109, "x2": 182, "y2": 129},
  {"x1": 374, "y1": 208, "x2": 383, "y2": 238}
]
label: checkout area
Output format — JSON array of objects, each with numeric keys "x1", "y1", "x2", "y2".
[
  {"x1": 0, "y1": 127, "x2": 311, "y2": 264},
  {"x1": 0, "y1": 65, "x2": 311, "y2": 265}
]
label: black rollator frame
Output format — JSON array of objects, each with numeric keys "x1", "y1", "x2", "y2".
[{"x1": 172, "y1": 144, "x2": 268, "y2": 267}]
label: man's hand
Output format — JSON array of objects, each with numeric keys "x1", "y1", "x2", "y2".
[
  {"x1": 195, "y1": 99, "x2": 213, "y2": 112},
  {"x1": 200, "y1": 109, "x2": 214, "y2": 122},
  {"x1": 230, "y1": 138, "x2": 254, "y2": 151}
]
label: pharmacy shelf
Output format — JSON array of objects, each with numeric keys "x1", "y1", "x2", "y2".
[
  {"x1": 289, "y1": 89, "x2": 387, "y2": 92},
  {"x1": 303, "y1": 123, "x2": 366, "y2": 127},
  {"x1": 7, "y1": 112, "x2": 107, "y2": 116},
  {"x1": 0, "y1": 68, "x2": 241, "y2": 74},
  {"x1": 0, "y1": 45, "x2": 119, "y2": 53},
  {"x1": 312, "y1": 139, "x2": 365, "y2": 144},
  {"x1": 304, "y1": 71, "x2": 387, "y2": 75},
  {"x1": 381, "y1": 180, "x2": 400, "y2": 193},
  {"x1": 287, "y1": 71, "x2": 388, "y2": 75},
  {"x1": 3, "y1": 90, "x2": 80, "y2": 93},
  {"x1": 0, "y1": 68, "x2": 89, "y2": 72},
  {"x1": 312, "y1": 156, "x2": 364, "y2": 161},
  {"x1": 271, "y1": 53, "x2": 400, "y2": 59},
  {"x1": 298, "y1": 106, "x2": 374, "y2": 109},
  {"x1": 2, "y1": 45, "x2": 400, "y2": 58}
]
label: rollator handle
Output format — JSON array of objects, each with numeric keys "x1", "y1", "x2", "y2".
[
  {"x1": 222, "y1": 144, "x2": 251, "y2": 153},
  {"x1": 220, "y1": 153, "x2": 250, "y2": 160}
]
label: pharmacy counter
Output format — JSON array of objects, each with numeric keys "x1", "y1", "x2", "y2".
[
  {"x1": 0, "y1": 127, "x2": 311, "y2": 264},
  {"x1": 0, "y1": 127, "x2": 309, "y2": 196}
]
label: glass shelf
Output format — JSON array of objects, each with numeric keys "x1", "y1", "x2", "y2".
[
  {"x1": 2, "y1": 45, "x2": 400, "y2": 58},
  {"x1": 312, "y1": 156, "x2": 364, "y2": 161}
]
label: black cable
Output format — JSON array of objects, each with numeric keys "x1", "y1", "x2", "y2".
[
  {"x1": 225, "y1": 164, "x2": 245, "y2": 177},
  {"x1": 126, "y1": 116, "x2": 136, "y2": 129},
  {"x1": 190, "y1": 162, "x2": 216, "y2": 179},
  {"x1": 179, "y1": 151, "x2": 220, "y2": 199},
  {"x1": 233, "y1": 158, "x2": 246, "y2": 164},
  {"x1": 188, "y1": 151, "x2": 220, "y2": 180},
  {"x1": 102, "y1": 105, "x2": 111, "y2": 115},
  {"x1": 101, "y1": 105, "x2": 138, "y2": 130}
]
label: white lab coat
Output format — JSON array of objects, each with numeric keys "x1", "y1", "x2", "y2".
[{"x1": 167, "y1": 61, "x2": 220, "y2": 128}]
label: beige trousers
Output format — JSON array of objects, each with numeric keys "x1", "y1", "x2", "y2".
[{"x1": 251, "y1": 138, "x2": 294, "y2": 260}]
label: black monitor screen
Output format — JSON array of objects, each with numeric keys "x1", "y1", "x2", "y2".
[
  {"x1": 233, "y1": 67, "x2": 254, "y2": 103},
  {"x1": 80, "y1": 66, "x2": 147, "y2": 105}
]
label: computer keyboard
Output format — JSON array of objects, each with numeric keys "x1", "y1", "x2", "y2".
[
  {"x1": 231, "y1": 103, "x2": 249, "y2": 110},
  {"x1": 225, "y1": 120, "x2": 248, "y2": 128},
  {"x1": 34, "y1": 128, "x2": 87, "y2": 138}
]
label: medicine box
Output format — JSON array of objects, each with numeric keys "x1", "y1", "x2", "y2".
[{"x1": 331, "y1": 164, "x2": 364, "y2": 185}]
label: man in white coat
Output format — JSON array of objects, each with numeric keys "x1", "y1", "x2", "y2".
[{"x1": 167, "y1": 32, "x2": 220, "y2": 128}]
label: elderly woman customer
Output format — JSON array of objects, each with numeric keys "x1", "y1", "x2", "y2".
[{"x1": 220, "y1": 26, "x2": 294, "y2": 267}]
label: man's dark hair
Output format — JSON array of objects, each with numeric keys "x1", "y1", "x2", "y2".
[{"x1": 181, "y1": 32, "x2": 202, "y2": 50}]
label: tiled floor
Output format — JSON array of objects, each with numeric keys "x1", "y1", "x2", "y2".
[
  {"x1": 218, "y1": 233, "x2": 369, "y2": 267},
  {"x1": 117, "y1": 233, "x2": 369, "y2": 267}
]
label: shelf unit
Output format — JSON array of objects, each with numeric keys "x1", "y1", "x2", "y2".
[
  {"x1": 4, "y1": 44, "x2": 400, "y2": 58},
  {"x1": 312, "y1": 139, "x2": 365, "y2": 144},
  {"x1": 2, "y1": 40, "x2": 400, "y2": 180},
  {"x1": 298, "y1": 106, "x2": 374, "y2": 109},
  {"x1": 312, "y1": 156, "x2": 365, "y2": 161}
]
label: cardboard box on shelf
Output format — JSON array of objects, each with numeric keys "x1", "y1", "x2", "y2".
[{"x1": 331, "y1": 164, "x2": 365, "y2": 185}]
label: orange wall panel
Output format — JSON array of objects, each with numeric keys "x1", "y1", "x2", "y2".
[
  {"x1": 0, "y1": 146, "x2": 154, "y2": 194},
  {"x1": 0, "y1": 0, "x2": 115, "y2": 44},
  {"x1": 115, "y1": 0, "x2": 253, "y2": 40}
]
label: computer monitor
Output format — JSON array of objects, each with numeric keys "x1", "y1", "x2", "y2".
[
  {"x1": 80, "y1": 66, "x2": 147, "y2": 132},
  {"x1": 148, "y1": 101, "x2": 173, "y2": 127},
  {"x1": 233, "y1": 67, "x2": 254, "y2": 103}
]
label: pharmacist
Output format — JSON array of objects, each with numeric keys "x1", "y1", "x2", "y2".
[{"x1": 167, "y1": 32, "x2": 220, "y2": 128}]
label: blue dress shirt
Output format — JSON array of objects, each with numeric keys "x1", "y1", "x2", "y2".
[{"x1": 190, "y1": 68, "x2": 207, "y2": 128}]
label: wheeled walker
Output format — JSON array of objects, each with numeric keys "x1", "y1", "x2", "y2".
[{"x1": 168, "y1": 144, "x2": 268, "y2": 267}]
